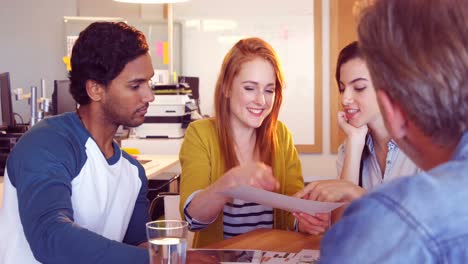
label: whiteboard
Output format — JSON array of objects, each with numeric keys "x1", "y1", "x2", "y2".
[
  {"x1": 63, "y1": 17, "x2": 183, "y2": 74},
  {"x1": 181, "y1": 15, "x2": 315, "y2": 145}
]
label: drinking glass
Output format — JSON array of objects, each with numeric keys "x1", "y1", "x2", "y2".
[{"x1": 146, "y1": 220, "x2": 189, "y2": 264}]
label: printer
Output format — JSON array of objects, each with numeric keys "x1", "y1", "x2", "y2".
[{"x1": 135, "y1": 83, "x2": 198, "y2": 138}]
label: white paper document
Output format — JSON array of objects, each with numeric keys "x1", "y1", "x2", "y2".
[{"x1": 222, "y1": 186, "x2": 344, "y2": 214}]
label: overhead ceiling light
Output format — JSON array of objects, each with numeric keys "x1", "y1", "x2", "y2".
[{"x1": 113, "y1": 0, "x2": 189, "y2": 3}]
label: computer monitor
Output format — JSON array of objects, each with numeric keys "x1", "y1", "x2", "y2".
[
  {"x1": 178, "y1": 76, "x2": 201, "y2": 115},
  {"x1": 0, "y1": 72, "x2": 14, "y2": 129},
  {"x1": 52, "y1": 80, "x2": 77, "y2": 115},
  {"x1": 178, "y1": 76, "x2": 199, "y2": 100}
]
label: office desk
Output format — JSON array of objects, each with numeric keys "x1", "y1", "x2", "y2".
[
  {"x1": 137, "y1": 154, "x2": 180, "y2": 194},
  {"x1": 0, "y1": 155, "x2": 179, "y2": 208},
  {"x1": 122, "y1": 138, "x2": 183, "y2": 155},
  {"x1": 136, "y1": 154, "x2": 179, "y2": 180},
  {"x1": 204, "y1": 228, "x2": 321, "y2": 252}
]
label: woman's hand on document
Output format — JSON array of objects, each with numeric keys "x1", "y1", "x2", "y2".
[
  {"x1": 295, "y1": 179, "x2": 366, "y2": 203},
  {"x1": 215, "y1": 161, "x2": 280, "y2": 193},
  {"x1": 294, "y1": 212, "x2": 331, "y2": 235},
  {"x1": 292, "y1": 179, "x2": 366, "y2": 235}
]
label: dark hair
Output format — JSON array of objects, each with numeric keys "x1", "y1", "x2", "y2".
[
  {"x1": 358, "y1": 0, "x2": 468, "y2": 144},
  {"x1": 336, "y1": 42, "x2": 369, "y2": 186},
  {"x1": 69, "y1": 22, "x2": 149, "y2": 105},
  {"x1": 335, "y1": 41, "x2": 363, "y2": 92}
]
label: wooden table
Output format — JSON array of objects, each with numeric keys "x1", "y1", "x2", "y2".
[{"x1": 204, "y1": 228, "x2": 321, "y2": 253}]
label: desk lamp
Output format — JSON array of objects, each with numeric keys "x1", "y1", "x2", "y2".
[{"x1": 114, "y1": 0, "x2": 189, "y2": 83}]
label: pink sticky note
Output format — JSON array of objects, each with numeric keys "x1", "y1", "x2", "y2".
[{"x1": 156, "y1": 41, "x2": 164, "y2": 57}]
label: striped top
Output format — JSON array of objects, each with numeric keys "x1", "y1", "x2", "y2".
[
  {"x1": 184, "y1": 192, "x2": 273, "y2": 239},
  {"x1": 223, "y1": 199, "x2": 273, "y2": 238},
  {"x1": 179, "y1": 118, "x2": 304, "y2": 247}
]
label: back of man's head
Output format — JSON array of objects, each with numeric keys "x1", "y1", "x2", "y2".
[
  {"x1": 69, "y1": 22, "x2": 149, "y2": 105},
  {"x1": 358, "y1": 0, "x2": 468, "y2": 144}
]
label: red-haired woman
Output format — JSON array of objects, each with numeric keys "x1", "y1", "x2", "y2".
[{"x1": 179, "y1": 37, "x2": 305, "y2": 248}]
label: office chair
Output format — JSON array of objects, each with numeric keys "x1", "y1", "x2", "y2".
[
  {"x1": 148, "y1": 173, "x2": 180, "y2": 194},
  {"x1": 148, "y1": 191, "x2": 194, "y2": 248},
  {"x1": 148, "y1": 191, "x2": 179, "y2": 221},
  {"x1": 147, "y1": 173, "x2": 180, "y2": 220}
]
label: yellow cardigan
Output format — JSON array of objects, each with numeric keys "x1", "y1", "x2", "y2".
[{"x1": 179, "y1": 118, "x2": 304, "y2": 248}]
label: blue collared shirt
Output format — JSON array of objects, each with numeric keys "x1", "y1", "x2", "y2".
[{"x1": 320, "y1": 132, "x2": 468, "y2": 263}]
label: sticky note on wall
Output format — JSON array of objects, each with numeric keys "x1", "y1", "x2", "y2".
[
  {"x1": 163, "y1": 41, "x2": 169, "y2": 65},
  {"x1": 156, "y1": 41, "x2": 164, "y2": 57}
]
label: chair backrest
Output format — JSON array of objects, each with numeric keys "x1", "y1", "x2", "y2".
[
  {"x1": 149, "y1": 193, "x2": 194, "y2": 248},
  {"x1": 163, "y1": 195, "x2": 182, "y2": 220},
  {"x1": 165, "y1": 195, "x2": 194, "y2": 248}
]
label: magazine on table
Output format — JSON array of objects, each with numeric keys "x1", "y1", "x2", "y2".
[
  {"x1": 188, "y1": 249, "x2": 262, "y2": 264},
  {"x1": 260, "y1": 249, "x2": 320, "y2": 263},
  {"x1": 187, "y1": 249, "x2": 319, "y2": 264}
]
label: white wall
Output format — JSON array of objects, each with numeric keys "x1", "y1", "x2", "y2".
[
  {"x1": 0, "y1": 0, "x2": 77, "y2": 121},
  {"x1": 0, "y1": 0, "x2": 338, "y2": 180},
  {"x1": 175, "y1": 0, "x2": 337, "y2": 180},
  {"x1": 77, "y1": 0, "x2": 143, "y2": 18},
  {"x1": 145, "y1": 0, "x2": 339, "y2": 180}
]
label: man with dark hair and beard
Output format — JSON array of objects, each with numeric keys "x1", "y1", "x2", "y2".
[{"x1": 0, "y1": 22, "x2": 155, "y2": 263}]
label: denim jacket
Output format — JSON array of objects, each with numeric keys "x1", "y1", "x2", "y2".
[{"x1": 319, "y1": 132, "x2": 468, "y2": 263}]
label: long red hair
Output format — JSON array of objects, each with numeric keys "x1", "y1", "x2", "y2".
[{"x1": 214, "y1": 37, "x2": 285, "y2": 171}]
